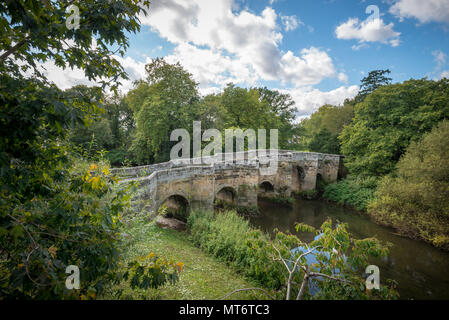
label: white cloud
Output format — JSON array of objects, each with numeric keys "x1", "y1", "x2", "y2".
[
  {"x1": 336, "y1": 17, "x2": 401, "y2": 47},
  {"x1": 140, "y1": 0, "x2": 342, "y2": 88},
  {"x1": 281, "y1": 15, "x2": 303, "y2": 31},
  {"x1": 390, "y1": 0, "x2": 449, "y2": 25},
  {"x1": 37, "y1": 61, "x2": 95, "y2": 89},
  {"x1": 21, "y1": 0, "x2": 353, "y2": 121},
  {"x1": 32, "y1": 54, "x2": 150, "y2": 94},
  {"x1": 278, "y1": 47, "x2": 337, "y2": 86},
  {"x1": 433, "y1": 49, "x2": 447, "y2": 68},
  {"x1": 338, "y1": 72, "x2": 349, "y2": 83},
  {"x1": 164, "y1": 42, "x2": 257, "y2": 87},
  {"x1": 281, "y1": 85, "x2": 360, "y2": 120},
  {"x1": 351, "y1": 43, "x2": 370, "y2": 51},
  {"x1": 432, "y1": 50, "x2": 449, "y2": 79}
]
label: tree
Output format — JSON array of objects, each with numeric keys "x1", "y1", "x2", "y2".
[
  {"x1": 369, "y1": 120, "x2": 449, "y2": 250},
  {"x1": 0, "y1": 0, "x2": 151, "y2": 298},
  {"x1": 340, "y1": 78, "x2": 449, "y2": 177},
  {"x1": 257, "y1": 87, "x2": 298, "y2": 149},
  {"x1": 0, "y1": 0, "x2": 149, "y2": 90},
  {"x1": 357, "y1": 69, "x2": 392, "y2": 102},
  {"x1": 271, "y1": 219, "x2": 398, "y2": 300},
  {"x1": 298, "y1": 102, "x2": 355, "y2": 153},
  {"x1": 128, "y1": 58, "x2": 200, "y2": 164},
  {"x1": 308, "y1": 128, "x2": 340, "y2": 154}
]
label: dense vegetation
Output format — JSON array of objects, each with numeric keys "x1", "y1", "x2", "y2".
[
  {"x1": 300, "y1": 70, "x2": 449, "y2": 249},
  {"x1": 368, "y1": 121, "x2": 449, "y2": 250},
  {"x1": 0, "y1": 0, "x2": 183, "y2": 299},
  {"x1": 323, "y1": 176, "x2": 378, "y2": 211},
  {"x1": 187, "y1": 210, "x2": 398, "y2": 300}
]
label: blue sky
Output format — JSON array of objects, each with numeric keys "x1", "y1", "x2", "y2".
[{"x1": 47, "y1": 0, "x2": 449, "y2": 119}]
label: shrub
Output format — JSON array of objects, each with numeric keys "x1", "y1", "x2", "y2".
[
  {"x1": 258, "y1": 195, "x2": 294, "y2": 206},
  {"x1": 323, "y1": 176, "x2": 378, "y2": 211},
  {"x1": 368, "y1": 120, "x2": 449, "y2": 250},
  {"x1": 0, "y1": 159, "x2": 131, "y2": 299}
]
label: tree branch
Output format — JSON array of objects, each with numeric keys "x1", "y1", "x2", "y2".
[
  {"x1": 0, "y1": 37, "x2": 30, "y2": 63},
  {"x1": 309, "y1": 272, "x2": 352, "y2": 284}
]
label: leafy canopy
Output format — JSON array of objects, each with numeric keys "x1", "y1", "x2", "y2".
[{"x1": 340, "y1": 78, "x2": 449, "y2": 177}]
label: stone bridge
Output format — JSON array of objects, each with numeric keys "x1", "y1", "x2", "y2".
[{"x1": 112, "y1": 150, "x2": 344, "y2": 217}]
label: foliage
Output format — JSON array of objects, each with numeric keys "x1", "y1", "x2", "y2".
[
  {"x1": 188, "y1": 210, "x2": 285, "y2": 292},
  {"x1": 128, "y1": 58, "x2": 200, "y2": 164},
  {"x1": 67, "y1": 86, "x2": 136, "y2": 165},
  {"x1": 0, "y1": 0, "x2": 151, "y2": 299},
  {"x1": 368, "y1": 120, "x2": 449, "y2": 250},
  {"x1": 273, "y1": 219, "x2": 398, "y2": 300},
  {"x1": 0, "y1": 159, "x2": 130, "y2": 299},
  {"x1": 124, "y1": 253, "x2": 182, "y2": 291},
  {"x1": 106, "y1": 213, "x2": 264, "y2": 300},
  {"x1": 356, "y1": 69, "x2": 392, "y2": 101},
  {"x1": 340, "y1": 78, "x2": 449, "y2": 177},
  {"x1": 298, "y1": 102, "x2": 355, "y2": 153},
  {"x1": 323, "y1": 176, "x2": 378, "y2": 211},
  {"x1": 257, "y1": 87, "x2": 299, "y2": 149},
  {"x1": 258, "y1": 195, "x2": 295, "y2": 207},
  {"x1": 121, "y1": 62, "x2": 298, "y2": 165},
  {"x1": 214, "y1": 199, "x2": 260, "y2": 216},
  {"x1": 308, "y1": 128, "x2": 341, "y2": 154},
  {"x1": 187, "y1": 210, "x2": 398, "y2": 300},
  {"x1": 0, "y1": 0, "x2": 149, "y2": 90}
]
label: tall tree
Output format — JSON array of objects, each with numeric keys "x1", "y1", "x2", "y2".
[
  {"x1": 128, "y1": 58, "x2": 200, "y2": 164},
  {"x1": 357, "y1": 69, "x2": 392, "y2": 101},
  {"x1": 257, "y1": 87, "x2": 298, "y2": 149}
]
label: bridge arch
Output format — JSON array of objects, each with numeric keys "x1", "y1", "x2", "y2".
[
  {"x1": 259, "y1": 180, "x2": 275, "y2": 193},
  {"x1": 159, "y1": 194, "x2": 190, "y2": 222},
  {"x1": 215, "y1": 186, "x2": 237, "y2": 205},
  {"x1": 316, "y1": 173, "x2": 325, "y2": 192}
]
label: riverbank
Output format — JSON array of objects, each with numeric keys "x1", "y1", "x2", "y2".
[
  {"x1": 102, "y1": 214, "x2": 264, "y2": 300},
  {"x1": 253, "y1": 198, "x2": 449, "y2": 299},
  {"x1": 322, "y1": 176, "x2": 449, "y2": 252}
]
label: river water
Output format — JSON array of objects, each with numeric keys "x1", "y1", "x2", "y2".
[{"x1": 249, "y1": 198, "x2": 449, "y2": 300}]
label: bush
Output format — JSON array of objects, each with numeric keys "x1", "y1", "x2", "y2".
[
  {"x1": 323, "y1": 176, "x2": 378, "y2": 211},
  {"x1": 368, "y1": 120, "x2": 449, "y2": 250},
  {"x1": 257, "y1": 195, "x2": 294, "y2": 206},
  {"x1": 0, "y1": 159, "x2": 130, "y2": 299},
  {"x1": 187, "y1": 210, "x2": 286, "y2": 292}
]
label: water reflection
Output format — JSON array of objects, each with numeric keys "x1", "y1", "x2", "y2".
[{"x1": 249, "y1": 199, "x2": 449, "y2": 300}]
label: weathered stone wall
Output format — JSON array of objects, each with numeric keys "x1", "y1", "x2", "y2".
[{"x1": 117, "y1": 150, "x2": 343, "y2": 216}]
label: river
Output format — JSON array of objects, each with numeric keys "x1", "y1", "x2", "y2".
[{"x1": 249, "y1": 198, "x2": 449, "y2": 300}]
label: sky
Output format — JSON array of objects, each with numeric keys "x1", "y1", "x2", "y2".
[{"x1": 42, "y1": 0, "x2": 449, "y2": 120}]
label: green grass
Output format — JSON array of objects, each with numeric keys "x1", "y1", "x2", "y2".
[{"x1": 102, "y1": 215, "x2": 266, "y2": 300}]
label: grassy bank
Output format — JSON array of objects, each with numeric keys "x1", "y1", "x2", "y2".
[
  {"x1": 187, "y1": 210, "x2": 286, "y2": 295},
  {"x1": 103, "y1": 214, "x2": 265, "y2": 300}
]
